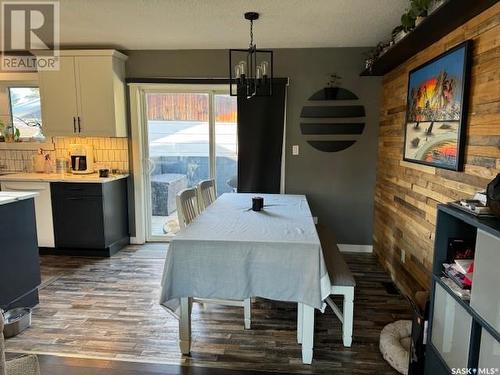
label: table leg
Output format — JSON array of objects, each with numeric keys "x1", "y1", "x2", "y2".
[
  {"x1": 301, "y1": 304, "x2": 314, "y2": 364},
  {"x1": 244, "y1": 298, "x2": 252, "y2": 329},
  {"x1": 179, "y1": 297, "x2": 192, "y2": 355},
  {"x1": 297, "y1": 302, "x2": 303, "y2": 344}
]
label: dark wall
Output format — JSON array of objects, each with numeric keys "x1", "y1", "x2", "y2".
[{"x1": 125, "y1": 48, "x2": 381, "y2": 245}]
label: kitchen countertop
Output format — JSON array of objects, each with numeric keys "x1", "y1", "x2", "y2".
[
  {"x1": 0, "y1": 172, "x2": 129, "y2": 183},
  {"x1": 0, "y1": 191, "x2": 39, "y2": 206}
]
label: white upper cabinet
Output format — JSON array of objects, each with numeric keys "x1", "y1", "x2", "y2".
[
  {"x1": 39, "y1": 50, "x2": 128, "y2": 137},
  {"x1": 38, "y1": 56, "x2": 79, "y2": 136}
]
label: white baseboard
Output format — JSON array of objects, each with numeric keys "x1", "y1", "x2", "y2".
[
  {"x1": 337, "y1": 244, "x2": 373, "y2": 253},
  {"x1": 129, "y1": 237, "x2": 145, "y2": 245}
]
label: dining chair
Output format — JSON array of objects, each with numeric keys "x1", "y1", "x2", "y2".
[
  {"x1": 197, "y1": 179, "x2": 217, "y2": 211},
  {"x1": 175, "y1": 187, "x2": 252, "y2": 329},
  {"x1": 176, "y1": 187, "x2": 200, "y2": 229}
]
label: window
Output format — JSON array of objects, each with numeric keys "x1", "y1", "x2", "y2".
[
  {"x1": 141, "y1": 86, "x2": 238, "y2": 239},
  {"x1": 214, "y1": 94, "x2": 238, "y2": 195},
  {"x1": 8, "y1": 87, "x2": 44, "y2": 141}
]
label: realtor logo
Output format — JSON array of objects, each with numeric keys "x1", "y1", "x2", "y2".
[{"x1": 1, "y1": 1, "x2": 60, "y2": 71}]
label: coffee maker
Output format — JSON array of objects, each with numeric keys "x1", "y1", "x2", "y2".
[{"x1": 69, "y1": 144, "x2": 95, "y2": 174}]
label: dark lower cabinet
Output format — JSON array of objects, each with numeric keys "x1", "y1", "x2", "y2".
[
  {"x1": 52, "y1": 194, "x2": 105, "y2": 248},
  {"x1": 0, "y1": 198, "x2": 41, "y2": 310},
  {"x1": 50, "y1": 179, "x2": 129, "y2": 256}
]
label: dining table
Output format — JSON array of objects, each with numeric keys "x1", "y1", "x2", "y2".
[{"x1": 159, "y1": 193, "x2": 332, "y2": 364}]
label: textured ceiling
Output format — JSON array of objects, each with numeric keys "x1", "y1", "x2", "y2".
[{"x1": 59, "y1": 0, "x2": 408, "y2": 50}]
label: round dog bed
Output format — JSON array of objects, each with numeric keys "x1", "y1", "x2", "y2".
[{"x1": 379, "y1": 320, "x2": 412, "y2": 375}]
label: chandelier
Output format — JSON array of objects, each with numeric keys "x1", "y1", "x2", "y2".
[{"x1": 229, "y1": 12, "x2": 273, "y2": 98}]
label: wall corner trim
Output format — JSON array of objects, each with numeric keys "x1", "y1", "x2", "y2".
[{"x1": 129, "y1": 237, "x2": 145, "y2": 245}]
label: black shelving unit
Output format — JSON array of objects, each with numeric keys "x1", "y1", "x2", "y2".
[
  {"x1": 360, "y1": 0, "x2": 499, "y2": 76},
  {"x1": 425, "y1": 204, "x2": 500, "y2": 374}
]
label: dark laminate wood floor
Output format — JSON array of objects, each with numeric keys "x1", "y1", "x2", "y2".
[
  {"x1": 6, "y1": 353, "x2": 295, "y2": 375},
  {"x1": 36, "y1": 354, "x2": 296, "y2": 375},
  {"x1": 5, "y1": 244, "x2": 412, "y2": 374}
]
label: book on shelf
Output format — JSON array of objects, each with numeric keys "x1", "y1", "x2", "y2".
[
  {"x1": 454, "y1": 259, "x2": 474, "y2": 274},
  {"x1": 440, "y1": 277, "x2": 471, "y2": 301},
  {"x1": 448, "y1": 194, "x2": 494, "y2": 217},
  {"x1": 442, "y1": 263, "x2": 472, "y2": 289},
  {"x1": 447, "y1": 238, "x2": 475, "y2": 263}
]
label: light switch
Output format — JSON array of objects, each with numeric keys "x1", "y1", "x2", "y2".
[{"x1": 292, "y1": 145, "x2": 299, "y2": 155}]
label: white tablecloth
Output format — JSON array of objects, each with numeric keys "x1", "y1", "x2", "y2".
[{"x1": 160, "y1": 193, "x2": 331, "y2": 317}]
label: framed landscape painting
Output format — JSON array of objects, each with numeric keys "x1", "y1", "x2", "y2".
[{"x1": 403, "y1": 40, "x2": 471, "y2": 171}]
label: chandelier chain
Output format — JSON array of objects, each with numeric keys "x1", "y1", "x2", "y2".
[{"x1": 249, "y1": 19, "x2": 254, "y2": 47}]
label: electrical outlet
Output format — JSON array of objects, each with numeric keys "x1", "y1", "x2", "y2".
[
  {"x1": 313, "y1": 216, "x2": 318, "y2": 224},
  {"x1": 401, "y1": 250, "x2": 406, "y2": 264},
  {"x1": 292, "y1": 145, "x2": 299, "y2": 155}
]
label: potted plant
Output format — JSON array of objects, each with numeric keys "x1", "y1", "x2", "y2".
[
  {"x1": 4, "y1": 124, "x2": 20, "y2": 143},
  {"x1": 411, "y1": 0, "x2": 431, "y2": 26},
  {"x1": 364, "y1": 52, "x2": 375, "y2": 72},
  {"x1": 401, "y1": 9, "x2": 416, "y2": 33},
  {"x1": 363, "y1": 40, "x2": 392, "y2": 72},
  {"x1": 378, "y1": 40, "x2": 392, "y2": 56},
  {"x1": 324, "y1": 73, "x2": 342, "y2": 99},
  {"x1": 14, "y1": 126, "x2": 20, "y2": 142},
  {"x1": 392, "y1": 25, "x2": 408, "y2": 44},
  {"x1": 0, "y1": 119, "x2": 5, "y2": 142}
]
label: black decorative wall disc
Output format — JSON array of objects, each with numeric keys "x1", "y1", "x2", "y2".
[{"x1": 300, "y1": 87, "x2": 365, "y2": 152}]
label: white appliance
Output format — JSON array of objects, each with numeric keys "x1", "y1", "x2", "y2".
[
  {"x1": 70, "y1": 144, "x2": 95, "y2": 174},
  {"x1": 0, "y1": 181, "x2": 55, "y2": 248}
]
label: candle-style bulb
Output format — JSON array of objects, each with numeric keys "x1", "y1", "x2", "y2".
[
  {"x1": 256, "y1": 65, "x2": 262, "y2": 80},
  {"x1": 261, "y1": 61, "x2": 269, "y2": 77},
  {"x1": 238, "y1": 60, "x2": 247, "y2": 77}
]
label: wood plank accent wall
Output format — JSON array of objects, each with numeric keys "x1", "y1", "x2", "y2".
[{"x1": 374, "y1": 3, "x2": 500, "y2": 296}]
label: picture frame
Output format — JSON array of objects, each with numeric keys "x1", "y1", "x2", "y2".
[{"x1": 403, "y1": 40, "x2": 472, "y2": 171}]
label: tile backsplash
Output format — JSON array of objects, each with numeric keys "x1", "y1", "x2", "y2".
[{"x1": 0, "y1": 137, "x2": 129, "y2": 172}]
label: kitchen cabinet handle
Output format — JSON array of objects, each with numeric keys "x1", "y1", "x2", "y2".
[
  {"x1": 77, "y1": 117, "x2": 81, "y2": 133},
  {"x1": 73, "y1": 117, "x2": 76, "y2": 133}
]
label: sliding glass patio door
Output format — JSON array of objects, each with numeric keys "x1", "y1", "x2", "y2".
[{"x1": 142, "y1": 86, "x2": 237, "y2": 241}]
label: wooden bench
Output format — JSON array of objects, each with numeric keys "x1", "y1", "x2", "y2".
[{"x1": 317, "y1": 224, "x2": 356, "y2": 347}]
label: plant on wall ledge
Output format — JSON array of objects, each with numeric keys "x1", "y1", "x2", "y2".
[
  {"x1": 401, "y1": 0, "x2": 431, "y2": 31},
  {"x1": 401, "y1": 10, "x2": 415, "y2": 32},
  {"x1": 365, "y1": 0, "x2": 434, "y2": 70},
  {"x1": 364, "y1": 41, "x2": 392, "y2": 71},
  {"x1": 324, "y1": 73, "x2": 343, "y2": 99},
  {"x1": 392, "y1": 25, "x2": 407, "y2": 44},
  {"x1": 411, "y1": 0, "x2": 431, "y2": 26}
]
